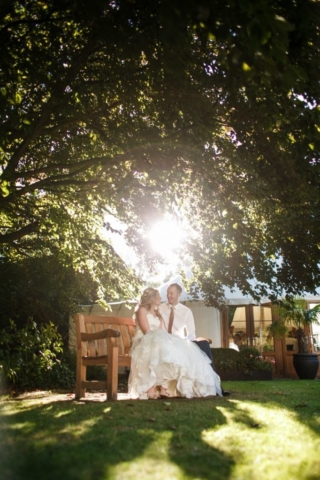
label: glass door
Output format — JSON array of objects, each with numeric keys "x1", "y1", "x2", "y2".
[
  {"x1": 226, "y1": 304, "x2": 274, "y2": 352},
  {"x1": 253, "y1": 306, "x2": 274, "y2": 352},
  {"x1": 228, "y1": 306, "x2": 247, "y2": 350},
  {"x1": 309, "y1": 303, "x2": 320, "y2": 352}
]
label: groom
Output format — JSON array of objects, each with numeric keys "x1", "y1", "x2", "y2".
[{"x1": 158, "y1": 282, "x2": 231, "y2": 396}]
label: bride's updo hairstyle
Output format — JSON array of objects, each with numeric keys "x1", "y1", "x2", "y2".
[{"x1": 139, "y1": 287, "x2": 159, "y2": 310}]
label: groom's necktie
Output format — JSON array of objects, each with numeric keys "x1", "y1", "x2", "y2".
[{"x1": 168, "y1": 306, "x2": 174, "y2": 334}]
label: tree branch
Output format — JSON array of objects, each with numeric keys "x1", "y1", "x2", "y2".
[
  {"x1": 0, "y1": 222, "x2": 38, "y2": 244},
  {"x1": 3, "y1": 35, "x2": 98, "y2": 180},
  {"x1": 0, "y1": 14, "x2": 73, "y2": 34},
  {"x1": 13, "y1": 156, "x2": 112, "y2": 180}
]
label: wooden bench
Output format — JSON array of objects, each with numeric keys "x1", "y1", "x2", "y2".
[{"x1": 75, "y1": 314, "x2": 135, "y2": 401}]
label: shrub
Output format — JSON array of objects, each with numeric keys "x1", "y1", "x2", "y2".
[
  {"x1": 0, "y1": 319, "x2": 75, "y2": 391},
  {"x1": 211, "y1": 347, "x2": 273, "y2": 372},
  {"x1": 45, "y1": 349, "x2": 76, "y2": 390},
  {"x1": 86, "y1": 365, "x2": 107, "y2": 381}
]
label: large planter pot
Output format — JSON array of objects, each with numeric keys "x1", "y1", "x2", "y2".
[
  {"x1": 293, "y1": 353, "x2": 319, "y2": 379},
  {"x1": 216, "y1": 369, "x2": 273, "y2": 381}
]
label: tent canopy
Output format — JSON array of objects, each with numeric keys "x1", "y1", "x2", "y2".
[{"x1": 158, "y1": 275, "x2": 320, "y2": 306}]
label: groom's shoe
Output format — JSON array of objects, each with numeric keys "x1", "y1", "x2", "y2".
[{"x1": 222, "y1": 389, "x2": 231, "y2": 397}]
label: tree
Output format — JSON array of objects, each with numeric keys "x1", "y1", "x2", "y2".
[
  {"x1": 1, "y1": 0, "x2": 320, "y2": 307},
  {"x1": 0, "y1": 252, "x2": 142, "y2": 336}
]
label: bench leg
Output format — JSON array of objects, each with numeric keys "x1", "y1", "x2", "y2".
[
  {"x1": 76, "y1": 362, "x2": 86, "y2": 400},
  {"x1": 107, "y1": 345, "x2": 119, "y2": 401}
]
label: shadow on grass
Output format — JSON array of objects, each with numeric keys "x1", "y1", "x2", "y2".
[
  {"x1": 1, "y1": 380, "x2": 320, "y2": 480},
  {"x1": 0, "y1": 395, "x2": 234, "y2": 480}
]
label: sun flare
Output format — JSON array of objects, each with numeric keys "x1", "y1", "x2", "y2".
[{"x1": 147, "y1": 219, "x2": 186, "y2": 259}]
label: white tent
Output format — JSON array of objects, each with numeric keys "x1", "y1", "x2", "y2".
[
  {"x1": 158, "y1": 274, "x2": 272, "y2": 305},
  {"x1": 70, "y1": 274, "x2": 320, "y2": 351},
  {"x1": 158, "y1": 275, "x2": 222, "y2": 346},
  {"x1": 158, "y1": 275, "x2": 320, "y2": 348}
]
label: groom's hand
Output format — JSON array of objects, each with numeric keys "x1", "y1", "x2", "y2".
[{"x1": 195, "y1": 336, "x2": 212, "y2": 344}]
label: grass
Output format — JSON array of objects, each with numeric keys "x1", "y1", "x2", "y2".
[{"x1": 1, "y1": 380, "x2": 320, "y2": 480}]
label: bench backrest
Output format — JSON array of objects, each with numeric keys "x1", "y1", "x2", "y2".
[{"x1": 76, "y1": 314, "x2": 135, "y2": 365}]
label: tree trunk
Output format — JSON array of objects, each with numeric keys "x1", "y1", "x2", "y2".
[{"x1": 296, "y1": 328, "x2": 309, "y2": 353}]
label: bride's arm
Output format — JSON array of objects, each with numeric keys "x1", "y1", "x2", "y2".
[{"x1": 136, "y1": 306, "x2": 150, "y2": 334}]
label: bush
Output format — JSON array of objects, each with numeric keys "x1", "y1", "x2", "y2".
[
  {"x1": 211, "y1": 347, "x2": 273, "y2": 372},
  {"x1": 86, "y1": 365, "x2": 107, "y2": 381},
  {"x1": 45, "y1": 349, "x2": 76, "y2": 390},
  {"x1": 0, "y1": 319, "x2": 75, "y2": 392}
]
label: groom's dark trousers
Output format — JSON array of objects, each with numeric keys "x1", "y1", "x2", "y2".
[{"x1": 193, "y1": 340, "x2": 216, "y2": 371}]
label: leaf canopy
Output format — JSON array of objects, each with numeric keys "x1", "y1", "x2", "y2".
[{"x1": 1, "y1": 0, "x2": 320, "y2": 306}]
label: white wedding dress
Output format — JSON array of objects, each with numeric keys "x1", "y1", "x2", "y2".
[{"x1": 128, "y1": 313, "x2": 222, "y2": 399}]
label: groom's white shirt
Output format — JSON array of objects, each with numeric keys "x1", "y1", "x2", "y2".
[{"x1": 158, "y1": 302, "x2": 196, "y2": 340}]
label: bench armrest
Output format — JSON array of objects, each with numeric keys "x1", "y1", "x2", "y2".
[{"x1": 81, "y1": 328, "x2": 120, "y2": 342}]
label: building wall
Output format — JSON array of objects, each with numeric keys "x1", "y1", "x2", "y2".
[{"x1": 185, "y1": 302, "x2": 221, "y2": 347}]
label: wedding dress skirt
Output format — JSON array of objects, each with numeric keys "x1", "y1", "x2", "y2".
[{"x1": 128, "y1": 315, "x2": 222, "y2": 399}]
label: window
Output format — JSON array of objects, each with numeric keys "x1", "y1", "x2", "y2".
[
  {"x1": 309, "y1": 303, "x2": 320, "y2": 352},
  {"x1": 227, "y1": 305, "x2": 274, "y2": 352}
]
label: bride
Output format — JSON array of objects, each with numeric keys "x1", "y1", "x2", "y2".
[{"x1": 128, "y1": 287, "x2": 222, "y2": 399}]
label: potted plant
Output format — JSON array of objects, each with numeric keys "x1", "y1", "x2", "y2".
[{"x1": 267, "y1": 298, "x2": 320, "y2": 379}]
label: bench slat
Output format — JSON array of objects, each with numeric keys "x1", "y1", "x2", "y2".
[
  {"x1": 81, "y1": 380, "x2": 107, "y2": 390},
  {"x1": 82, "y1": 315, "x2": 135, "y2": 326},
  {"x1": 82, "y1": 355, "x2": 108, "y2": 366}
]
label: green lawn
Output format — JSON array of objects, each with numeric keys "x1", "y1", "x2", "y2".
[{"x1": 1, "y1": 380, "x2": 320, "y2": 480}]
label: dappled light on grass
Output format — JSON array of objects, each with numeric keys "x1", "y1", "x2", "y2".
[
  {"x1": 203, "y1": 400, "x2": 320, "y2": 479},
  {"x1": 59, "y1": 415, "x2": 105, "y2": 439},
  {"x1": 6, "y1": 421, "x2": 35, "y2": 432},
  {"x1": 0, "y1": 403, "x2": 26, "y2": 416},
  {"x1": 54, "y1": 409, "x2": 74, "y2": 419},
  {"x1": 1, "y1": 381, "x2": 320, "y2": 480},
  {"x1": 109, "y1": 431, "x2": 184, "y2": 480}
]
